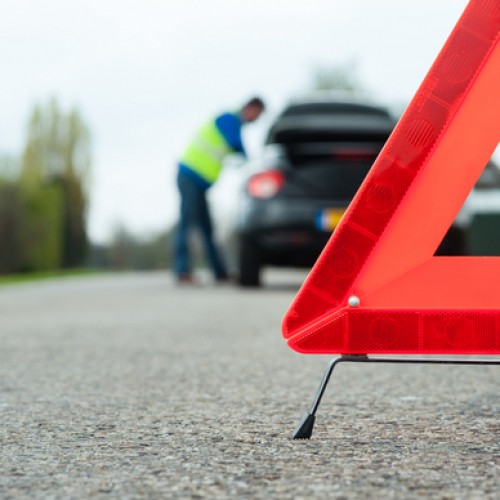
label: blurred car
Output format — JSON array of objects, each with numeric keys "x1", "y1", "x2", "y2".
[
  {"x1": 234, "y1": 96, "x2": 500, "y2": 287},
  {"x1": 235, "y1": 96, "x2": 396, "y2": 287},
  {"x1": 441, "y1": 157, "x2": 500, "y2": 256}
]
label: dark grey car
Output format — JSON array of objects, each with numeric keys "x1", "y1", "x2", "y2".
[{"x1": 236, "y1": 97, "x2": 396, "y2": 287}]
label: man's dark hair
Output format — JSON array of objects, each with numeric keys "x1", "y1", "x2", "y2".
[{"x1": 244, "y1": 96, "x2": 265, "y2": 110}]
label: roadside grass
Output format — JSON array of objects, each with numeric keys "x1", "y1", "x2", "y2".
[{"x1": 0, "y1": 269, "x2": 103, "y2": 286}]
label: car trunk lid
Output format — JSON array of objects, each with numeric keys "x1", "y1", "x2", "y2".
[{"x1": 267, "y1": 113, "x2": 394, "y2": 201}]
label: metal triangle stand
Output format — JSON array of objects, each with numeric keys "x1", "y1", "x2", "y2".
[{"x1": 293, "y1": 354, "x2": 500, "y2": 439}]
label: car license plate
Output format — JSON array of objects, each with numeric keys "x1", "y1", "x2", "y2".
[{"x1": 315, "y1": 208, "x2": 345, "y2": 232}]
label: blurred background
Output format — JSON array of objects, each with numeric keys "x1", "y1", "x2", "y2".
[{"x1": 1, "y1": 0, "x2": 498, "y2": 276}]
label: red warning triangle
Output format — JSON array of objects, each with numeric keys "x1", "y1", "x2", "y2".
[{"x1": 283, "y1": 0, "x2": 500, "y2": 355}]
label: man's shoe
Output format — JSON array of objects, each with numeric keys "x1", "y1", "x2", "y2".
[
  {"x1": 215, "y1": 274, "x2": 236, "y2": 285},
  {"x1": 176, "y1": 273, "x2": 196, "y2": 284}
]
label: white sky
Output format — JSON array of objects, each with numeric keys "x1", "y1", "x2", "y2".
[{"x1": 0, "y1": 0, "x2": 473, "y2": 242}]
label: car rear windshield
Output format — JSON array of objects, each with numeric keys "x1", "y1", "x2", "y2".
[{"x1": 266, "y1": 104, "x2": 395, "y2": 145}]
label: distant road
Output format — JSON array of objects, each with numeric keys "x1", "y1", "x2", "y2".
[{"x1": 0, "y1": 270, "x2": 498, "y2": 498}]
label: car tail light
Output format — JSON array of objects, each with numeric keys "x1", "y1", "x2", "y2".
[{"x1": 247, "y1": 170, "x2": 285, "y2": 198}]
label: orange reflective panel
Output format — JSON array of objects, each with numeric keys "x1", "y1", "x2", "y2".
[{"x1": 282, "y1": 0, "x2": 500, "y2": 355}]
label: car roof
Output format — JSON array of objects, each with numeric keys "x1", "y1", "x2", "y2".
[
  {"x1": 266, "y1": 96, "x2": 396, "y2": 144},
  {"x1": 280, "y1": 95, "x2": 393, "y2": 119}
]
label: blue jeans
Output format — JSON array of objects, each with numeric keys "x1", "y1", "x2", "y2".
[{"x1": 174, "y1": 171, "x2": 228, "y2": 279}]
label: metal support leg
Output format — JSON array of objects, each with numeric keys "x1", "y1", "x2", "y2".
[
  {"x1": 293, "y1": 355, "x2": 500, "y2": 440},
  {"x1": 293, "y1": 355, "x2": 367, "y2": 438}
]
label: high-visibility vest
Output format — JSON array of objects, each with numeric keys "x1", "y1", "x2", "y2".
[{"x1": 180, "y1": 117, "x2": 234, "y2": 185}]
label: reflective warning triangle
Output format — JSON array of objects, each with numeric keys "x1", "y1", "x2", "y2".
[{"x1": 283, "y1": 0, "x2": 500, "y2": 355}]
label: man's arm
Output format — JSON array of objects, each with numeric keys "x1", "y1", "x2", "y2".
[{"x1": 215, "y1": 113, "x2": 246, "y2": 157}]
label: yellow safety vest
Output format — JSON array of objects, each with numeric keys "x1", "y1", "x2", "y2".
[{"x1": 180, "y1": 119, "x2": 233, "y2": 184}]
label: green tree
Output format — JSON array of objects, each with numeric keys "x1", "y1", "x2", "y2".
[
  {"x1": 20, "y1": 98, "x2": 91, "y2": 269},
  {"x1": 0, "y1": 179, "x2": 24, "y2": 273},
  {"x1": 18, "y1": 183, "x2": 63, "y2": 271},
  {"x1": 87, "y1": 225, "x2": 173, "y2": 270},
  {"x1": 311, "y1": 61, "x2": 364, "y2": 92}
]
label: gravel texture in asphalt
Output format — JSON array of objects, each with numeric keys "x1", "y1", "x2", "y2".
[{"x1": 0, "y1": 271, "x2": 498, "y2": 498}]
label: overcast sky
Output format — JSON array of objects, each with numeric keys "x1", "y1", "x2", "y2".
[{"x1": 0, "y1": 0, "x2": 476, "y2": 242}]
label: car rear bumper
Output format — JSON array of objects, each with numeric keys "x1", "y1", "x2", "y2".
[
  {"x1": 237, "y1": 196, "x2": 347, "y2": 266},
  {"x1": 238, "y1": 196, "x2": 348, "y2": 233}
]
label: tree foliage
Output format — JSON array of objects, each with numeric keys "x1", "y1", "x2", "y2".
[
  {"x1": 0, "y1": 179, "x2": 24, "y2": 273},
  {"x1": 20, "y1": 98, "x2": 91, "y2": 270},
  {"x1": 21, "y1": 98, "x2": 90, "y2": 187},
  {"x1": 0, "y1": 98, "x2": 92, "y2": 274},
  {"x1": 18, "y1": 183, "x2": 64, "y2": 271},
  {"x1": 311, "y1": 61, "x2": 364, "y2": 92},
  {"x1": 88, "y1": 225, "x2": 173, "y2": 271}
]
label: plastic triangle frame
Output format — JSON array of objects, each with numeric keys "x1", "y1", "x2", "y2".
[{"x1": 283, "y1": 0, "x2": 500, "y2": 355}]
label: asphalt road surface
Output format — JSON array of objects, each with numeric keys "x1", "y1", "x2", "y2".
[{"x1": 0, "y1": 270, "x2": 498, "y2": 498}]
